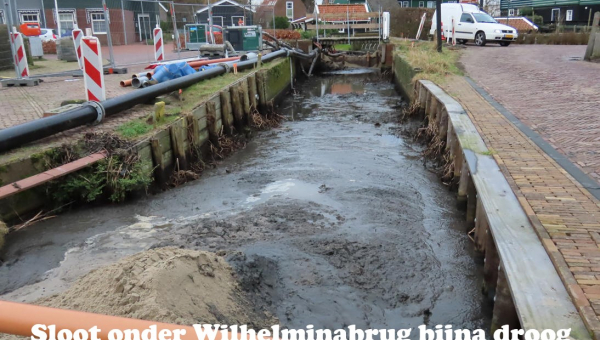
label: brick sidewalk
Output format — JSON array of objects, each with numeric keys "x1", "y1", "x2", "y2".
[
  {"x1": 443, "y1": 75, "x2": 600, "y2": 338},
  {"x1": 460, "y1": 45, "x2": 600, "y2": 185}
]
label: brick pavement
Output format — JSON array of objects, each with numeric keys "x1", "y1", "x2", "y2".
[
  {"x1": 459, "y1": 45, "x2": 600, "y2": 185},
  {"x1": 443, "y1": 75, "x2": 600, "y2": 338}
]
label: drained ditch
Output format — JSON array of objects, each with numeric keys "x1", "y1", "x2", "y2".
[{"x1": 0, "y1": 69, "x2": 491, "y2": 334}]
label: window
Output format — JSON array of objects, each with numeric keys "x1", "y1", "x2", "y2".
[
  {"x1": 212, "y1": 16, "x2": 224, "y2": 27},
  {"x1": 508, "y1": 8, "x2": 514, "y2": 16},
  {"x1": 232, "y1": 16, "x2": 245, "y2": 25},
  {"x1": 460, "y1": 13, "x2": 474, "y2": 23},
  {"x1": 91, "y1": 12, "x2": 107, "y2": 34},
  {"x1": 286, "y1": 1, "x2": 294, "y2": 19},
  {"x1": 19, "y1": 11, "x2": 40, "y2": 23},
  {"x1": 551, "y1": 8, "x2": 560, "y2": 21},
  {"x1": 59, "y1": 12, "x2": 75, "y2": 34},
  {"x1": 419, "y1": 1, "x2": 424, "y2": 7},
  {"x1": 566, "y1": 9, "x2": 573, "y2": 21},
  {"x1": 399, "y1": 1, "x2": 410, "y2": 7},
  {"x1": 427, "y1": 1, "x2": 435, "y2": 7}
]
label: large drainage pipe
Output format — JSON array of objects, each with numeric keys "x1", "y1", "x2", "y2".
[{"x1": 0, "y1": 49, "x2": 291, "y2": 153}]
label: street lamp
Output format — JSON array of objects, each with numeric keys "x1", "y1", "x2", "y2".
[{"x1": 585, "y1": 6, "x2": 592, "y2": 28}]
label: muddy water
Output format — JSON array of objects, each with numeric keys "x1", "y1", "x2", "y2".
[{"x1": 0, "y1": 70, "x2": 491, "y2": 332}]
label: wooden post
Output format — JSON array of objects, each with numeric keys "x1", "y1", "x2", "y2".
[
  {"x1": 186, "y1": 115, "x2": 199, "y2": 147},
  {"x1": 439, "y1": 108, "x2": 449, "y2": 142},
  {"x1": 457, "y1": 159, "x2": 469, "y2": 202},
  {"x1": 483, "y1": 229, "x2": 500, "y2": 300},
  {"x1": 430, "y1": 98, "x2": 439, "y2": 125},
  {"x1": 241, "y1": 80, "x2": 251, "y2": 121},
  {"x1": 230, "y1": 84, "x2": 244, "y2": 131},
  {"x1": 170, "y1": 119, "x2": 188, "y2": 170},
  {"x1": 474, "y1": 197, "x2": 488, "y2": 253},
  {"x1": 491, "y1": 266, "x2": 520, "y2": 333},
  {"x1": 248, "y1": 74, "x2": 258, "y2": 111},
  {"x1": 466, "y1": 175, "x2": 477, "y2": 230},
  {"x1": 220, "y1": 91, "x2": 234, "y2": 135},
  {"x1": 453, "y1": 139, "x2": 463, "y2": 180},
  {"x1": 256, "y1": 71, "x2": 267, "y2": 111},
  {"x1": 206, "y1": 101, "x2": 221, "y2": 148},
  {"x1": 150, "y1": 138, "x2": 167, "y2": 186},
  {"x1": 424, "y1": 91, "x2": 432, "y2": 119}
]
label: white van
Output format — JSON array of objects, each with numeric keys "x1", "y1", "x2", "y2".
[{"x1": 429, "y1": 3, "x2": 518, "y2": 46}]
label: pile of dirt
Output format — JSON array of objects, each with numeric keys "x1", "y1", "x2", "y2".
[{"x1": 37, "y1": 247, "x2": 277, "y2": 327}]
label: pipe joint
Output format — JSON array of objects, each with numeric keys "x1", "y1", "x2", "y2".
[
  {"x1": 84, "y1": 101, "x2": 106, "y2": 125},
  {"x1": 217, "y1": 63, "x2": 231, "y2": 73}
]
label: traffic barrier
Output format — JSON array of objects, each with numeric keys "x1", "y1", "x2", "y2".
[
  {"x1": 154, "y1": 26, "x2": 164, "y2": 62},
  {"x1": 72, "y1": 26, "x2": 84, "y2": 69},
  {"x1": 81, "y1": 36, "x2": 106, "y2": 102},
  {"x1": 10, "y1": 28, "x2": 29, "y2": 78}
]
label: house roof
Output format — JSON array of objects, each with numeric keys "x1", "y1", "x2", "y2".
[
  {"x1": 259, "y1": 0, "x2": 278, "y2": 5},
  {"x1": 493, "y1": 17, "x2": 538, "y2": 32},
  {"x1": 314, "y1": 4, "x2": 369, "y2": 21},
  {"x1": 196, "y1": 0, "x2": 256, "y2": 13},
  {"x1": 315, "y1": 4, "x2": 368, "y2": 14}
]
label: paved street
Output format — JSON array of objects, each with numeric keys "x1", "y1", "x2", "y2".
[
  {"x1": 443, "y1": 75, "x2": 600, "y2": 337},
  {"x1": 460, "y1": 45, "x2": 600, "y2": 184}
]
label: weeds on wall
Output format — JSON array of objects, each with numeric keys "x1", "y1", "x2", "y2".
[{"x1": 35, "y1": 133, "x2": 154, "y2": 210}]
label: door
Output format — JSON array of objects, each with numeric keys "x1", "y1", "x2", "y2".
[
  {"x1": 138, "y1": 14, "x2": 151, "y2": 42},
  {"x1": 455, "y1": 13, "x2": 475, "y2": 40},
  {"x1": 551, "y1": 8, "x2": 560, "y2": 22}
]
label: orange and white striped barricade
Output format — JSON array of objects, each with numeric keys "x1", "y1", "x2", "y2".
[
  {"x1": 10, "y1": 28, "x2": 29, "y2": 78},
  {"x1": 153, "y1": 26, "x2": 164, "y2": 62},
  {"x1": 81, "y1": 36, "x2": 106, "y2": 102},
  {"x1": 72, "y1": 26, "x2": 84, "y2": 69}
]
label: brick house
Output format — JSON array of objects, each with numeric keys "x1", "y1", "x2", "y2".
[
  {"x1": 2, "y1": 0, "x2": 164, "y2": 46},
  {"x1": 255, "y1": 0, "x2": 307, "y2": 28}
]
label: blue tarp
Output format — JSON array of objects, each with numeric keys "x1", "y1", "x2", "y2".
[{"x1": 151, "y1": 62, "x2": 197, "y2": 83}]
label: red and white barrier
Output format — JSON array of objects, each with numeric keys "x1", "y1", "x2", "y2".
[
  {"x1": 72, "y1": 26, "x2": 84, "y2": 69},
  {"x1": 10, "y1": 28, "x2": 29, "y2": 78},
  {"x1": 451, "y1": 17, "x2": 456, "y2": 46},
  {"x1": 153, "y1": 26, "x2": 164, "y2": 62},
  {"x1": 81, "y1": 36, "x2": 106, "y2": 102}
]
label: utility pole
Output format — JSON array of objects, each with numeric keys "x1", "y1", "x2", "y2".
[
  {"x1": 436, "y1": 0, "x2": 442, "y2": 52},
  {"x1": 4, "y1": 0, "x2": 21, "y2": 79},
  {"x1": 102, "y1": 0, "x2": 116, "y2": 68},
  {"x1": 54, "y1": 0, "x2": 62, "y2": 38}
]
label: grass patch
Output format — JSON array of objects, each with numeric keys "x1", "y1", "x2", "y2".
[
  {"x1": 333, "y1": 44, "x2": 352, "y2": 51},
  {"x1": 116, "y1": 119, "x2": 154, "y2": 138},
  {"x1": 392, "y1": 39, "x2": 463, "y2": 85}
]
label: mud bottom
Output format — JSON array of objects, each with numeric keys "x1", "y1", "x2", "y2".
[{"x1": 0, "y1": 69, "x2": 491, "y2": 334}]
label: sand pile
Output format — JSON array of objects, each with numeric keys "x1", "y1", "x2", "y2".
[{"x1": 37, "y1": 247, "x2": 276, "y2": 327}]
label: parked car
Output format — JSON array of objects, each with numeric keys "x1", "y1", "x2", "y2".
[
  {"x1": 430, "y1": 3, "x2": 518, "y2": 46},
  {"x1": 39, "y1": 28, "x2": 57, "y2": 42}
]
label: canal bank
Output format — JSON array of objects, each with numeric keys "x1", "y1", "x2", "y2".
[
  {"x1": 0, "y1": 56, "x2": 296, "y2": 227},
  {"x1": 0, "y1": 70, "x2": 493, "y2": 333},
  {"x1": 391, "y1": 41, "x2": 591, "y2": 337}
]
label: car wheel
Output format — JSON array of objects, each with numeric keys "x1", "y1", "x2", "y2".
[
  {"x1": 500, "y1": 42, "x2": 511, "y2": 46},
  {"x1": 457, "y1": 39, "x2": 467, "y2": 45},
  {"x1": 475, "y1": 31, "x2": 487, "y2": 46}
]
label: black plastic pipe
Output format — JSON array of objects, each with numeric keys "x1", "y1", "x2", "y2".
[{"x1": 0, "y1": 49, "x2": 291, "y2": 153}]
